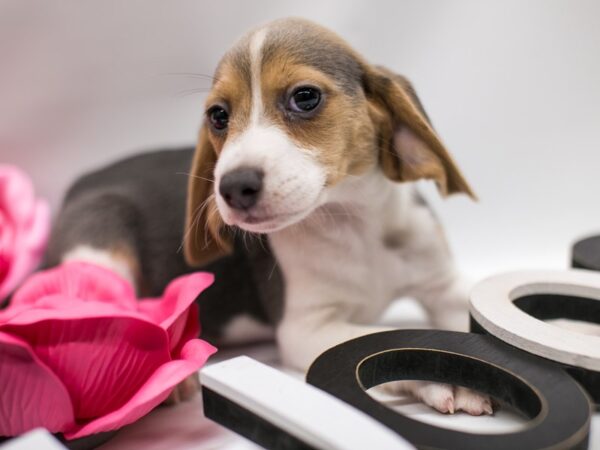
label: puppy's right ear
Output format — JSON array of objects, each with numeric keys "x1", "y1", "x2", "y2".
[
  {"x1": 364, "y1": 65, "x2": 476, "y2": 199},
  {"x1": 183, "y1": 126, "x2": 233, "y2": 267}
]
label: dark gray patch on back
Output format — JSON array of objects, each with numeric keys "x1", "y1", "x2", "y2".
[
  {"x1": 44, "y1": 149, "x2": 197, "y2": 295},
  {"x1": 260, "y1": 20, "x2": 364, "y2": 94}
]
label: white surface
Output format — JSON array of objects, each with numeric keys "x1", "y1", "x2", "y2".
[
  {"x1": 0, "y1": 430, "x2": 66, "y2": 450},
  {"x1": 471, "y1": 269, "x2": 600, "y2": 370},
  {"x1": 201, "y1": 356, "x2": 414, "y2": 450}
]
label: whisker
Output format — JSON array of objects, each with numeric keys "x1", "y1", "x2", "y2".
[
  {"x1": 176, "y1": 171, "x2": 214, "y2": 183},
  {"x1": 258, "y1": 234, "x2": 268, "y2": 254},
  {"x1": 174, "y1": 88, "x2": 212, "y2": 98},
  {"x1": 178, "y1": 193, "x2": 216, "y2": 253},
  {"x1": 268, "y1": 260, "x2": 278, "y2": 280},
  {"x1": 203, "y1": 203, "x2": 221, "y2": 248},
  {"x1": 160, "y1": 72, "x2": 218, "y2": 82}
]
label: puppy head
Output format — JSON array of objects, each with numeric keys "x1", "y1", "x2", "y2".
[{"x1": 184, "y1": 18, "x2": 475, "y2": 266}]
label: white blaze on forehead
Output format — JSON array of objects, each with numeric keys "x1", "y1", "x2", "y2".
[
  {"x1": 212, "y1": 25, "x2": 327, "y2": 232},
  {"x1": 249, "y1": 27, "x2": 268, "y2": 126}
]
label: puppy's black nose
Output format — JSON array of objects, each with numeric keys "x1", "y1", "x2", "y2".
[{"x1": 219, "y1": 168, "x2": 264, "y2": 210}]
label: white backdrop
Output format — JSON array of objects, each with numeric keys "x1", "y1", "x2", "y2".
[{"x1": 2, "y1": 0, "x2": 600, "y2": 279}]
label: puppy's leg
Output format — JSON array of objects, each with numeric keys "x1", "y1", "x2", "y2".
[
  {"x1": 277, "y1": 314, "x2": 390, "y2": 371},
  {"x1": 61, "y1": 245, "x2": 139, "y2": 288},
  {"x1": 408, "y1": 275, "x2": 494, "y2": 415},
  {"x1": 277, "y1": 314, "x2": 488, "y2": 414},
  {"x1": 162, "y1": 374, "x2": 201, "y2": 405},
  {"x1": 399, "y1": 203, "x2": 492, "y2": 414},
  {"x1": 394, "y1": 198, "x2": 472, "y2": 332},
  {"x1": 414, "y1": 269, "x2": 471, "y2": 332},
  {"x1": 46, "y1": 192, "x2": 143, "y2": 288},
  {"x1": 47, "y1": 192, "x2": 199, "y2": 403}
]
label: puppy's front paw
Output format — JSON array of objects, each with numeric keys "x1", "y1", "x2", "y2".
[
  {"x1": 163, "y1": 373, "x2": 200, "y2": 406},
  {"x1": 380, "y1": 380, "x2": 493, "y2": 415},
  {"x1": 454, "y1": 386, "x2": 493, "y2": 415}
]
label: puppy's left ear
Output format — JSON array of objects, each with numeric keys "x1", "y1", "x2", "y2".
[
  {"x1": 365, "y1": 66, "x2": 476, "y2": 199},
  {"x1": 183, "y1": 126, "x2": 233, "y2": 267}
]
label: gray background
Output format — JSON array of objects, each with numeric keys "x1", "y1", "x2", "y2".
[{"x1": 3, "y1": 1, "x2": 599, "y2": 280}]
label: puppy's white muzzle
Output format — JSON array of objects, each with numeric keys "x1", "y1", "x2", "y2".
[{"x1": 214, "y1": 124, "x2": 326, "y2": 233}]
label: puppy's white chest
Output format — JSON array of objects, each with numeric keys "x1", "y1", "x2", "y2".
[
  {"x1": 348, "y1": 225, "x2": 412, "y2": 321},
  {"x1": 270, "y1": 180, "x2": 425, "y2": 325},
  {"x1": 272, "y1": 210, "x2": 411, "y2": 322}
]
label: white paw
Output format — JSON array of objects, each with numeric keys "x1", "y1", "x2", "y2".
[
  {"x1": 380, "y1": 380, "x2": 493, "y2": 415},
  {"x1": 454, "y1": 386, "x2": 493, "y2": 415}
]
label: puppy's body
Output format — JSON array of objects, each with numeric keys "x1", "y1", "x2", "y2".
[
  {"x1": 47, "y1": 18, "x2": 491, "y2": 414},
  {"x1": 272, "y1": 168, "x2": 469, "y2": 369},
  {"x1": 46, "y1": 149, "x2": 456, "y2": 341},
  {"x1": 45, "y1": 148, "x2": 283, "y2": 343}
]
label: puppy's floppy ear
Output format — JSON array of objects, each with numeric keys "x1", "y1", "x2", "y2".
[
  {"x1": 365, "y1": 65, "x2": 476, "y2": 199},
  {"x1": 183, "y1": 126, "x2": 233, "y2": 267}
]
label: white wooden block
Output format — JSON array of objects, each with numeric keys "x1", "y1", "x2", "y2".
[
  {"x1": 0, "y1": 430, "x2": 67, "y2": 450},
  {"x1": 470, "y1": 269, "x2": 600, "y2": 370},
  {"x1": 200, "y1": 356, "x2": 414, "y2": 450}
]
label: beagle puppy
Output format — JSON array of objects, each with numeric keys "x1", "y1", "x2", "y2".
[{"x1": 46, "y1": 18, "x2": 492, "y2": 415}]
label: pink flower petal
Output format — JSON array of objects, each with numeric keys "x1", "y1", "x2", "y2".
[
  {"x1": 65, "y1": 339, "x2": 217, "y2": 439},
  {"x1": 169, "y1": 303, "x2": 200, "y2": 357},
  {"x1": 0, "y1": 165, "x2": 36, "y2": 226},
  {"x1": 2, "y1": 316, "x2": 171, "y2": 420},
  {"x1": 0, "y1": 296, "x2": 149, "y2": 325},
  {"x1": 0, "y1": 209, "x2": 15, "y2": 259},
  {"x1": 11, "y1": 262, "x2": 137, "y2": 310},
  {"x1": 0, "y1": 253, "x2": 8, "y2": 285},
  {"x1": 138, "y1": 273, "x2": 213, "y2": 351},
  {"x1": 0, "y1": 166, "x2": 50, "y2": 301},
  {"x1": 138, "y1": 273, "x2": 214, "y2": 328},
  {"x1": 0, "y1": 331, "x2": 75, "y2": 436}
]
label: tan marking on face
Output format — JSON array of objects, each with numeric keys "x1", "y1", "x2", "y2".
[
  {"x1": 203, "y1": 35, "x2": 258, "y2": 153},
  {"x1": 204, "y1": 19, "x2": 382, "y2": 188},
  {"x1": 203, "y1": 27, "x2": 270, "y2": 154},
  {"x1": 258, "y1": 48, "x2": 378, "y2": 186},
  {"x1": 204, "y1": 68, "x2": 249, "y2": 151}
]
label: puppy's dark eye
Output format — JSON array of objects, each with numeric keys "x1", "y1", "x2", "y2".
[
  {"x1": 288, "y1": 87, "x2": 321, "y2": 112},
  {"x1": 207, "y1": 106, "x2": 229, "y2": 130}
]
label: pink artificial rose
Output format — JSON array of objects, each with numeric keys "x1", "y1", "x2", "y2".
[
  {"x1": 0, "y1": 165, "x2": 50, "y2": 301},
  {"x1": 0, "y1": 262, "x2": 217, "y2": 439}
]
